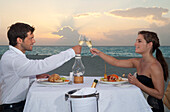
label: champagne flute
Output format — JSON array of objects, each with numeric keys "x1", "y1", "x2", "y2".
[
  {"x1": 85, "y1": 37, "x2": 92, "y2": 49},
  {"x1": 79, "y1": 35, "x2": 84, "y2": 46},
  {"x1": 85, "y1": 37, "x2": 96, "y2": 57}
]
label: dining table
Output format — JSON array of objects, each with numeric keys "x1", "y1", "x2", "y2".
[{"x1": 23, "y1": 76, "x2": 152, "y2": 112}]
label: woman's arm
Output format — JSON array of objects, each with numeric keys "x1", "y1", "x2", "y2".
[{"x1": 90, "y1": 48, "x2": 139, "y2": 68}]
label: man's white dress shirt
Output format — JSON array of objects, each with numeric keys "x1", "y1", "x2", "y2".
[{"x1": 0, "y1": 45, "x2": 75, "y2": 104}]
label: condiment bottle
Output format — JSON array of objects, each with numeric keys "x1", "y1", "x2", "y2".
[
  {"x1": 72, "y1": 54, "x2": 85, "y2": 83},
  {"x1": 104, "y1": 73, "x2": 107, "y2": 79},
  {"x1": 69, "y1": 72, "x2": 73, "y2": 84},
  {"x1": 91, "y1": 79, "x2": 98, "y2": 88},
  {"x1": 104, "y1": 64, "x2": 107, "y2": 79}
]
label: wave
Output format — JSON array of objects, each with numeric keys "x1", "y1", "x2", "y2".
[{"x1": 0, "y1": 46, "x2": 170, "y2": 58}]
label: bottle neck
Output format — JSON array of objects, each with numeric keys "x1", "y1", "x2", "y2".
[
  {"x1": 75, "y1": 54, "x2": 81, "y2": 57},
  {"x1": 75, "y1": 56, "x2": 83, "y2": 64},
  {"x1": 75, "y1": 56, "x2": 81, "y2": 59},
  {"x1": 91, "y1": 79, "x2": 98, "y2": 88}
]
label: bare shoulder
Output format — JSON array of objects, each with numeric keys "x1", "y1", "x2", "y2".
[
  {"x1": 150, "y1": 60, "x2": 163, "y2": 76},
  {"x1": 150, "y1": 61, "x2": 162, "y2": 70}
]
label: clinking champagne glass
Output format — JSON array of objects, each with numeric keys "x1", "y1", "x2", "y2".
[
  {"x1": 79, "y1": 35, "x2": 84, "y2": 46},
  {"x1": 85, "y1": 37, "x2": 92, "y2": 49},
  {"x1": 85, "y1": 37, "x2": 96, "y2": 57}
]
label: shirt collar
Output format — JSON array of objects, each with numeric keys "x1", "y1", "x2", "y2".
[{"x1": 9, "y1": 45, "x2": 26, "y2": 56}]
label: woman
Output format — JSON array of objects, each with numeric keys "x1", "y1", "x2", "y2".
[{"x1": 90, "y1": 31, "x2": 169, "y2": 112}]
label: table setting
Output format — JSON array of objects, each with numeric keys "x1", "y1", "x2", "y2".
[{"x1": 23, "y1": 75, "x2": 152, "y2": 112}]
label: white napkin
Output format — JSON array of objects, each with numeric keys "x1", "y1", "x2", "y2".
[
  {"x1": 72, "y1": 87, "x2": 97, "y2": 96},
  {"x1": 70, "y1": 87, "x2": 98, "y2": 112}
]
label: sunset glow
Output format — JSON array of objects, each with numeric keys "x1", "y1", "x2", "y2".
[{"x1": 0, "y1": 0, "x2": 170, "y2": 46}]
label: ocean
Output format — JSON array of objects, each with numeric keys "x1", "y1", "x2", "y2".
[{"x1": 0, "y1": 45, "x2": 170, "y2": 58}]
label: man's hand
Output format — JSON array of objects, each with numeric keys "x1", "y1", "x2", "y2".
[
  {"x1": 72, "y1": 45, "x2": 82, "y2": 54},
  {"x1": 36, "y1": 74, "x2": 50, "y2": 79}
]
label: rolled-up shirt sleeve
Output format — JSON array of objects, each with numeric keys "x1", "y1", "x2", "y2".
[{"x1": 14, "y1": 48, "x2": 75, "y2": 77}]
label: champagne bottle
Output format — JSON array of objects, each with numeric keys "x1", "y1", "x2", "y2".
[{"x1": 91, "y1": 79, "x2": 98, "y2": 88}]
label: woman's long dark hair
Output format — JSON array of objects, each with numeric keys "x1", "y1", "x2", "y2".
[{"x1": 138, "y1": 31, "x2": 169, "y2": 81}]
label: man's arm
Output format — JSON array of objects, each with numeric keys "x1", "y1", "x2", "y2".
[{"x1": 15, "y1": 46, "x2": 81, "y2": 77}]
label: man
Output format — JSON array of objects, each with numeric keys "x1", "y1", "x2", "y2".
[{"x1": 0, "y1": 22, "x2": 81, "y2": 112}]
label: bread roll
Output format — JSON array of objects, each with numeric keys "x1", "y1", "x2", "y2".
[{"x1": 48, "y1": 74, "x2": 60, "y2": 82}]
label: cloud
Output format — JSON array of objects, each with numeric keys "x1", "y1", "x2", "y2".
[
  {"x1": 51, "y1": 26, "x2": 80, "y2": 45},
  {"x1": 73, "y1": 12, "x2": 101, "y2": 19},
  {"x1": 108, "y1": 7, "x2": 170, "y2": 25},
  {"x1": 60, "y1": 16, "x2": 75, "y2": 29},
  {"x1": 94, "y1": 23, "x2": 170, "y2": 46},
  {"x1": 52, "y1": 26, "x2": 74, "y2": 36},
  {"x1": 48, "y1": 12, "x2": 170, "y2": 46},
  {"x1": 94, "y1": 30, "x2": 138, "y2": 46},
  {"x1": 34, "y1": 23, "x2": 170, "y2": 46},
  {"x1": 149, "y1": 23, "x2": 170, "y2": 45}
]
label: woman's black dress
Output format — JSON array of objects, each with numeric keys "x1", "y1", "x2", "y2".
[{"x1": 137, "y1": 74, "x2": 164, "y2": 112}]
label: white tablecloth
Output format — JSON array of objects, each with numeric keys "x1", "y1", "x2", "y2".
[{"x1": 24, "y1": 77, "x2": 152, "y2": 112}]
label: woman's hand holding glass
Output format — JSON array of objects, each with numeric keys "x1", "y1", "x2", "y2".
[{"x1": 90, "y1": 48, "x2": 100, "y2": 57}]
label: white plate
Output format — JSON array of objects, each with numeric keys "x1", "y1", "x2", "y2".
[
  {"x1": 37, "y1": 78, "x2": 70, "y2": 85},
  {"x1": 115, "y1": 84, "x2": 132, "y2": 87},
  {"x1": 99, "y1": 78, "x2": 128, "y2": 84}
]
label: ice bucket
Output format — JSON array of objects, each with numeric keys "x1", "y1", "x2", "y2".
[{"x1": 65, "y1": 89, "x2": 99, "y2": 112}]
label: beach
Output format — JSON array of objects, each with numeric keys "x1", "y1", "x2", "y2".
[
  {"x1": 23, "y1": 55, "x2": 170, "y2": 90},
  {"x1": 0, "y1": 55, "x2": 170, "y2": 89},
  {"x1": 1, "y1": 55, "x2": 170, "y2": 76},
  {"x1": 23, "y1": 55, "x2": 169, "y2": 75}
]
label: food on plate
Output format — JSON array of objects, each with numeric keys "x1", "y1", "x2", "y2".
[
  {"x1": 64, "y1": 80, "x2": 69, "y2": 82},
  {"x1": 100, "y1": 74, "x2": 124, "y2": 82},
  {"x1": 122, "y1": 74, "x2": 125, "y2": 77},
  {"x1": 48, "y1": 74, "x2": 61, "y2": 82},
  {"x1": 48, "y1": 74, "x2": 67, "y2": 83}
]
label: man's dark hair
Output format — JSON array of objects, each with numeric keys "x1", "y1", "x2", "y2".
[{"x1": 7, "y1": 22, "x2": 35, "y2": 46}]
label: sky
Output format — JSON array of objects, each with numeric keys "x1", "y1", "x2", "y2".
[{"x1": 0, "y1": 0, "x2": 170, "y2": 46}]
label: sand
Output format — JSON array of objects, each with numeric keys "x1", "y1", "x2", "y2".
[
  {"x1": 0, "y1": 55, "x2": 170, "y2": 89},
  {"x1": 21, "y1": 55, "x2": 170, "y2": 91},
  {"x1": 24, "y1": 55, "x2": 170, "y2": 77},
  {"x1": 1, "y1": 55, "x2": 170, "y2": 76}
]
